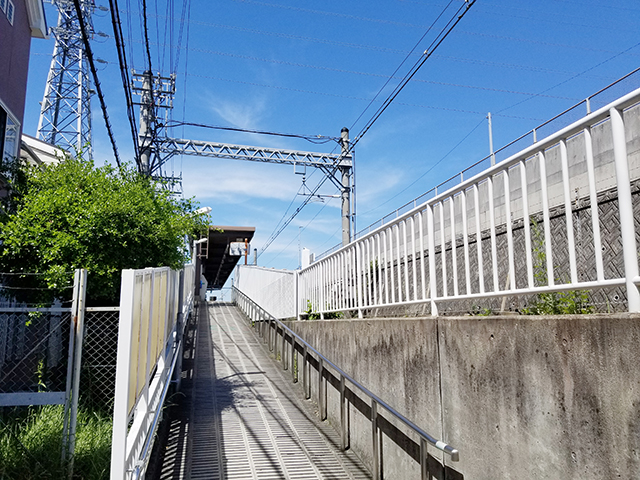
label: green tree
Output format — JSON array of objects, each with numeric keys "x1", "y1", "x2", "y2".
[{"x1": 0, "y1": 156, "x2": 208, "y2": 305}]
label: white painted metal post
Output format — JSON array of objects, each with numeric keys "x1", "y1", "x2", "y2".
[
  {"x1": 488, "y1": 112, "x2": 496, "y2": 166},
  {"x1": 111, "y1": 270, "x2": 136, "y2": 480},
  {"x1": 295, "y1": 270, "x2": 300, "y2": 320},
  {"x1": 584, "y1": 127, "x2": 605, "y2": 282},
  {"x1": 376, "y1": 234, "x2": 382, "y2": 305},
  {"x1": 396, "y1": 224, "x2": 403, "y2": 302},
  {"x1": 419, "y1": 211, "x2": 427, "y2": 300},
  {"x1": 67, "y1": 268, "x2": 87, "y2": 476},
  {"x1": 538, "y1": 151, "x2": 555, "y2": 286},
  {"x1": 488, "y1": 176, "x2": 499, "y2": 292},
  {"x1": 427, "y1": 204, "x2": 438, "y2": 316},
  {"x1": 389, "y1": 228, "x2": 396, "y2": 304},
  {"x1": 411, "y1": 216, "x2": 418, "y2": 301},
  {"x1": 383, "y1": 230, "x2": 390, "y2": 304},
  {"x1": 461, "y1": 189, "x2": 471, "y2": 295},
  {"x1": 610, "y1": 107, "x2": 640, "y2": 311},
  {"x1": 319, "y1": 262, "x2": 325, "y2": 319},
  {"x1": 450, "y1": 197, "x2": 459, "y2": 296},
  {"x1": 473, "y1": 185, "x2": 485, "y2": 293},
  {"x1": 520, "y1": 160, "x2": 534, "y2": 289},
  {"x1": 366, "y1": 238, "x2": 372, "y2": 307},
  {"x1": 503, "y1": 170, "x2": 516, "y2": 291},
  {"x1": 439, "y1": 202, "x2": 448, "y2": 297},
  {"x1": 402, "y1": 221, "x2": 410, "y2": 301},
  {"x1": 350, "y1": 246, "x2": 357, "y2": 309},
  {"x1": 560, "y1": 140, "x2": 578, "y2": 284}
]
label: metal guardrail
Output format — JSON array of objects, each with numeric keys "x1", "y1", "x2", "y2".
[
  {"x1": 233, "y1": 286, "x2": 458, "y2": 480},
  {"x1": 304, "y1": 86, "x2": 640, "y2": 317},
  {"x1": 318, "y1": 67, "x2": 640, "y2": 260}
]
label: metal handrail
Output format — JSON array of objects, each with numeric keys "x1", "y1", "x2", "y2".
[{"x1": 232, "y1": 286, "x2": 458, "y2": 479}]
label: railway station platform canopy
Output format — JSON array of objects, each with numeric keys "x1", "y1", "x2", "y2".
[{"x1": 199, "y1": 225, "x2": 255, "y2": 289}]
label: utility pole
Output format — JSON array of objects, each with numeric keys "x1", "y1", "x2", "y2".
[
  {"x1": 138, "y1": 71, "x2": 153, "y2": 175},
  {"x1": 340, "y1": 127, "x2": 352, "y2": 246},
  {"x1": 131, "y1": 71, "x2": 177, "y2": 182},
  {"x1": 37, "y1": 0, "x2": 94, "y2": 159}
]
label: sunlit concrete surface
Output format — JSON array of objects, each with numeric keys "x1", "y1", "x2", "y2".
[{"x1": 157, "y1": 302, "x2": 370, "y2": 480}]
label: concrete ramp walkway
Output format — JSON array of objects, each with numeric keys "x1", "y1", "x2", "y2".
[{"x1": 157, "y1": 302, "x2": 370, "y2": 480}]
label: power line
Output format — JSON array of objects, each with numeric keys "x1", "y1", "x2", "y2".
[
  {"x1": 72, "y1": 0, "x2": 122, "y2": 167},
  {"x1": 108, "y1": 0, "x2": 140, "y2": 165},
  {"x1": 349, "y1": 0, "x2": 476, "y2": 152},
  {"x1": 165, "y1": 120, "x2": 339, "y2": 144},
  {"x1": 358, "y1": 116, "x2": 486, "y2": 218},
  {"x1": 497, "y1": 40, "x2": 640, "y2": 115},
  {"x1": 349, "y1": 0, "x2": 456, "y2": 131},
  {"x1": 258, "y1": 0, "x2": 476, "y2": 256},
  {"x1": 186, "y1": 72, "x2": 544, "y2": 121},
  {"x1": 141, "y1": 0, "x2": 154, "y2": 72}
]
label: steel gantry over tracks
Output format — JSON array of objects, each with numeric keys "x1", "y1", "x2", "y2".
[
  {"x1": 160, "y1": 132, "x2": 353, "y2": 244},
  {"x1": 133, "y1": 71, "x2": 355, "y2": 246}
]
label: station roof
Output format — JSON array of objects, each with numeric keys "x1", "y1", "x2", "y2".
[{"x1": 200, "y1": 225, "x2": 255, "y2": 289}]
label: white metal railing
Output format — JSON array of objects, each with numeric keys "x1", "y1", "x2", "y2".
[
  {"x1": 234, "y1": 265, "x2": 296, "y2": 319},
  {"x1": 299, "y1": 88, "x2": 640, "y2": 317},
  {"x1": 320, "y1": 67, "x2": 640, "y2": 259},
  {"x1": 233, "y1": 287, "x2": 457, "y2": 480},
  {"x1": 110, "y1": 265, "x2": 195, "y2": 480}
]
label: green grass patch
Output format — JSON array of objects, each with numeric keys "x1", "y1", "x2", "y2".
[{"x1": 0, "y1": 405, "x2": 112, "y2": 480}]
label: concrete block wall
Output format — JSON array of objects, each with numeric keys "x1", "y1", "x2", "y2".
[{"x1": 286, "y1": 314, "x2": 640, "y2": 479}]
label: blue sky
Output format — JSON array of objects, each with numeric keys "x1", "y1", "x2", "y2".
[{"x1": 22, "y1": 0, "x2": 640, "y2": 273}]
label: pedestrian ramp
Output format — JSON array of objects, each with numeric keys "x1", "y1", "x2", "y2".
[{"x1": 156, "y1": 302, "x2": 371, "y2": 480}]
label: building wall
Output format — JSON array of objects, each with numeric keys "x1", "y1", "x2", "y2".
[{"x1": 0, "y1": 0, "x2": 32, "y2": 127}]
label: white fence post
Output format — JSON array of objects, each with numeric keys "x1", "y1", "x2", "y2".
[
  {"x1": 111, "y1": 270, "x2": 136, "y2": 480},
  {"x1": 67, "y1": 268, "x2": 87, "y2": 476},
  {"x1": 611, "y1": 107, "x2": 640, "y2": 312}
]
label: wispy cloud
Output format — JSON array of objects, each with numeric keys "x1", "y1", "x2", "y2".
[
  {"x1": 206, "y1": 93, "x2": 268, "y2": 130},
  {"x1": 182, "y1": 161, "x2": 300, "y2": 202}
]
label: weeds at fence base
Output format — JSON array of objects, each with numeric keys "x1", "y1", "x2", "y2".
[{"x1": 0, "y1": 405, "x2": 112, "y2": 480}]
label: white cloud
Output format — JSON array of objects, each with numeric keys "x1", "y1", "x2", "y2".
[
  {"x1": 182, "y1": 161, "x2": 300, "y2": 202},
  {"x1": 206, "y1": 92, "x2": 267, "y2": 130}
]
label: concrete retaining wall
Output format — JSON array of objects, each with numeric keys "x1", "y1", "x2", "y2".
[{"x1": 286, "y1": 314, "x2": 640, "y2": 479}]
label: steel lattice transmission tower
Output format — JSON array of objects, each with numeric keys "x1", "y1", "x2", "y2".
[{"x1": 37, "y1": 0, "x2": 94, "y2": 160}]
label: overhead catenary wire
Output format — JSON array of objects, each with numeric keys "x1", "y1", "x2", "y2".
[
  {"x1": 349, "y1": 0, "x2": 457, "y2": 131},
  {"x1": 348, "y1": 0, "x2": 477, "y2": 154},
  {"x1": 259, "y1": 0, "x2": 477, "y2": 256}
]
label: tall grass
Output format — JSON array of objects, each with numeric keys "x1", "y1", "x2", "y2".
[{"x1": 0, "y1": 405, "x2": 112, "y2": 480}]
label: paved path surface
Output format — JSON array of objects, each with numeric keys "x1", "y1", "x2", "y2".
[{"x1": 157, "y1": 302, "x2": 370, "y2": 480}]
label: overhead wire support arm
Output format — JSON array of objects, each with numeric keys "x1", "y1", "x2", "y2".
[{"x1": 159, "y1": 137, "x2": 352, "y2": 169}]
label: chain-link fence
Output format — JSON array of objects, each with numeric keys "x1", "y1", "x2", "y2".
[
  {"x1": 81, "y1": 308, "x2": 120, "y2": 414},
  {"x1": 0, "y1": 309, "x2": 72, "y2": 398}
]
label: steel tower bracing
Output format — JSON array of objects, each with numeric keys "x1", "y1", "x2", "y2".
[{"x1": 37, "y1": 0, "x2": 94, "y2": 160}]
